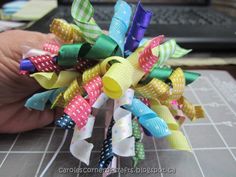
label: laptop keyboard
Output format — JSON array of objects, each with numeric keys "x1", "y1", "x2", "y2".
[
  {"x1": 151, "y1": 8, "x2": 233, "y2": 25},
  {"x1": 50, "y1": 6, "x2": 233, "y2": 26}
]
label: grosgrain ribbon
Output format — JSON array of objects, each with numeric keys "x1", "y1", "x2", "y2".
[
  {"x1": 151, "y1": 102, "x2": 191, "y2": 151},
  {"x1": 143, "y1": 66, "x2": 201, "y2": 85},
  {"x1": 99, "y1": 119, "x2": 115, "y2": 169},
  {"x1": 25, "y1": 87, "x2": 65, "y2": 111},
  {"x1": 43, "y1": 41, "x2": 60, "y2": 55},
  {"x1": 50, "y1": 18, "x2": 84, "y2": 43},
  {"x1": 57, "y1": 34, "x2": 121, "y2": 68},
  {"x1": 112, "y1": 89, "x2": 135, "y2": 157},
  {"x1": 132, "y1": 119, "x2": 145, "y2": 167},
  {"x1": 64, "y1": 76, "x2": 102, "y2": 129},
  {"x1": 124, "y1": 98, "x2": 170, "y2": 138},
  {"x1": 30, "y1": 71, "x2": 80, "y2": 89},
  {"x1": 28, "y1": 55, "x2": 59, "y2": 72},
  {"x1": 152, "y1": 39, "x2": 192, "y2": 66},
  {"x1": 109, "y1": 0, "x2": 132, "y2": 55},
  {"x1": 138, "y1": 36, "x2": 164, "y2": 73},
  {"x1": 71, "y1": 0, "x2": 102, "y2": 44},
  {"x1": 124, "y1": 1, "x2": 152, "y2": 55}
]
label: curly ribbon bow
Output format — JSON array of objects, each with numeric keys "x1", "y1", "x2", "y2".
[
  {"x1": 30, "y1": 71, "x2": 80, "y2": 89},
  {"x1": 50, "y1": 18, "x2": 84, "y2": 43},
  {"x1": 109, "y1": 0, "x2": 132, "y2": 55},
  {"x1": 124, "y1": 1, "x2": 152, "y2": 55},
  {"x1": 70, "y1": 94, "x2": 109, "y2": 165},
  {"x1": 151, "y1": 102, "x2": 191, "y2": 151},
  {"x1": 143, "y1": 66, "x2": 201, "y2": 85},
  {"x1": 63, "y1": 76, "x2": 102, "y2": 129},
  {"x1": 55, "y1": 76, "x2": 104, "y2": 129},
  {"x1": 20, "y1": 55, "x2": 58, "y2": 73},
  {"x1": 123, "y1": 98, "x2": 171, "y2": 138},
  {"x1": 136, "y1": 68, "x2": 204, "y2": 121},
  {"x1": 132, "y1": 119, "x2": 145, "y2": 167},
  {"x1": 151, "y1": 39, "x2": 192, "y2": 66},
  {"x1": 70, "y1": 115, "x2": 95, "y2": 165},
  {"x1": 103, "y1": 37, "x2": 191, "y2": 99},
  {"x1": 24, "y1": 87, "x2": 65, "y2": 111},
  {"x1": 99, "y1": 119, "x2": 115, "y2": 169},
  {"x1": 71, "y1": 0, "x2": 102, "y2": 44},
  {"x1": 112, "y1": 89, "x2": 135, "y2": 157},
  {"x1": 57, "y1": 34, "x2": 120, "y2": 68},
  {"x1": 138, "y1": 36, "x2": 165, "y2": 73}
]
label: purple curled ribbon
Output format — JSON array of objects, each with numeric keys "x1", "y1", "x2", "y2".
[
  {"x1": 124, "y1": 1, "x2": 152, "y2": 56},
  {"x1": 19, "y1": 56, "x2": 57, "y2": 73}
]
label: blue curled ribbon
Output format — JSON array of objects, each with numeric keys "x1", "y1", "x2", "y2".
[
  {"x1": 123, "y1": 98, "x2": 171, "y2": 138},
  {"x1": 109, "y1": 0, "x2": 132, "y2": 55},
  {"x1": 25, "y1": 87, "x2": 65, "y2": 111},
  {"x1": 124, "y1": 1, "x2": 152, "y2": 56}
]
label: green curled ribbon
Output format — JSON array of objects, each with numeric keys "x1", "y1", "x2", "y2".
[
  {"x1": 58, "y1": 34, "x2": 121, "y2": 67},
  {"x1": 132, "y1": 119, "x2": 145, "y2": 167},
  {"x1": 143, "y1": 66, "x2": 201, "y2": 85}
]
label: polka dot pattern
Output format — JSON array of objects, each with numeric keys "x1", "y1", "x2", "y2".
[
  {"x1": 99, "y1": 119, "x2": 115, "y2": 169},
  {"x1": 64, "y1": 94, "x2": 91, "y2": 129},
  {"x1": 29, "y1": 55, "x2": 59, "y2": 72},
  {"x1": 50, "y1": 19, "x2": 74, "y2": 43},
  {"x1": 135, "y1": 78, "x2": 170, "y2": 101},
  {"x1": 138, "y1": 36, "x2": 164, "y2": 73},
  {"x1": 64, "y1": 79, "x2": 84, "y2": 104},
  {"x1": 83, "y1": 76, "x2": 103, "y2": 106},
  {"x1": 43, "y1": 41, "x2": 60, "y2": 55},
  {"x1": 82, "y1": 64, "x2": 102, "y2": 84},
  {"x1": 55, "y1": 114, "x2": 75, "y2": 129}
]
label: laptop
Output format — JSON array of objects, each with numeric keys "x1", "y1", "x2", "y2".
[{"x1": 27, "y1": 0, "x2": 236, "y2": 51}]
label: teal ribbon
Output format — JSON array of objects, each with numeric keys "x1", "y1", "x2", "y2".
[
  {"x1": 143, "y1": 67, "x2": 201, "y2": 85},
  {"x1": 25, "y1": 88, "x2": 65, "y2": 111},
  {"x1": 109, "y1": 0, "x2": 132, "y2": 55},
  {"x1": 124, "y1": 98, "x2": 170, "y2": 138}
]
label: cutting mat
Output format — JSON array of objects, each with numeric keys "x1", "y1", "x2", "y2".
[{"x1": 0, "y1": 70, "x2": 236, "y2": 177}]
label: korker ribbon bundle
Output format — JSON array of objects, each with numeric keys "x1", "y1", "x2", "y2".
[{"x1": 19, "y1": 0, "x2": 205, "y2": 173}]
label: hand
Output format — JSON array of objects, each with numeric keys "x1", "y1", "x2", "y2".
[{"x1": 0, "y1": 30, "x2": 59, "y2": 133}]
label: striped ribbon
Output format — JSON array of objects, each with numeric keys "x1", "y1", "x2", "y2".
[
  {"x1": 71, "y1": 0, "x2": 102, "y2": 44},
  {"x1": 152, "y1": 39, "x2": 192, "y2": 66}
]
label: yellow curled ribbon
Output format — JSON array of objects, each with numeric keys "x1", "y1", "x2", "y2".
[
  {"x1": 30, "y1": 71, "x2": 80, "y2": 89},
  {"x1": 151, "y1": 101, "x2": 190, "y2": 151},
  {"x1": 50, "y1": 18, "x2": 84, "y2": 43}
]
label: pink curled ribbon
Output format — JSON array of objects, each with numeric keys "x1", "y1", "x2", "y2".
[
  {"x1": 28, "y1": 55, "x2": 60, "y2": 72},
  {"x1": 43, "y1": 41, "x2": 60, "y2": 55},
  {"x1": 64, "y1": 76, "x2": 103, "y2": 129},
  {"x1": 138, "y1": 35, "x2": 165, "y2": 73}
]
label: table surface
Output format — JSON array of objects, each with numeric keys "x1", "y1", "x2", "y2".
[{"x1": 0, "y1": 69, "x2": 236, "y2": 177}]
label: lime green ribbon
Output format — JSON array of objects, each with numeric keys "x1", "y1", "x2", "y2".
[
  {"x1": 143, "y1": 67, "x2": 200, "y2": 85},
  {"x1": 132, "y1": 119, "x2": 145, "y2": 167},
  {"x1": 58, "y1": 34, "x2": 121, "y2": 67}
]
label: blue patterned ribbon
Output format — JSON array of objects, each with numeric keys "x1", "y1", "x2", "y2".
[
  {"x1": 124, "y1": 98, "x2": 170, "y2": 138},
  {"x1": 109, "y1": 0, "x2": 132, "y2": 55}
]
